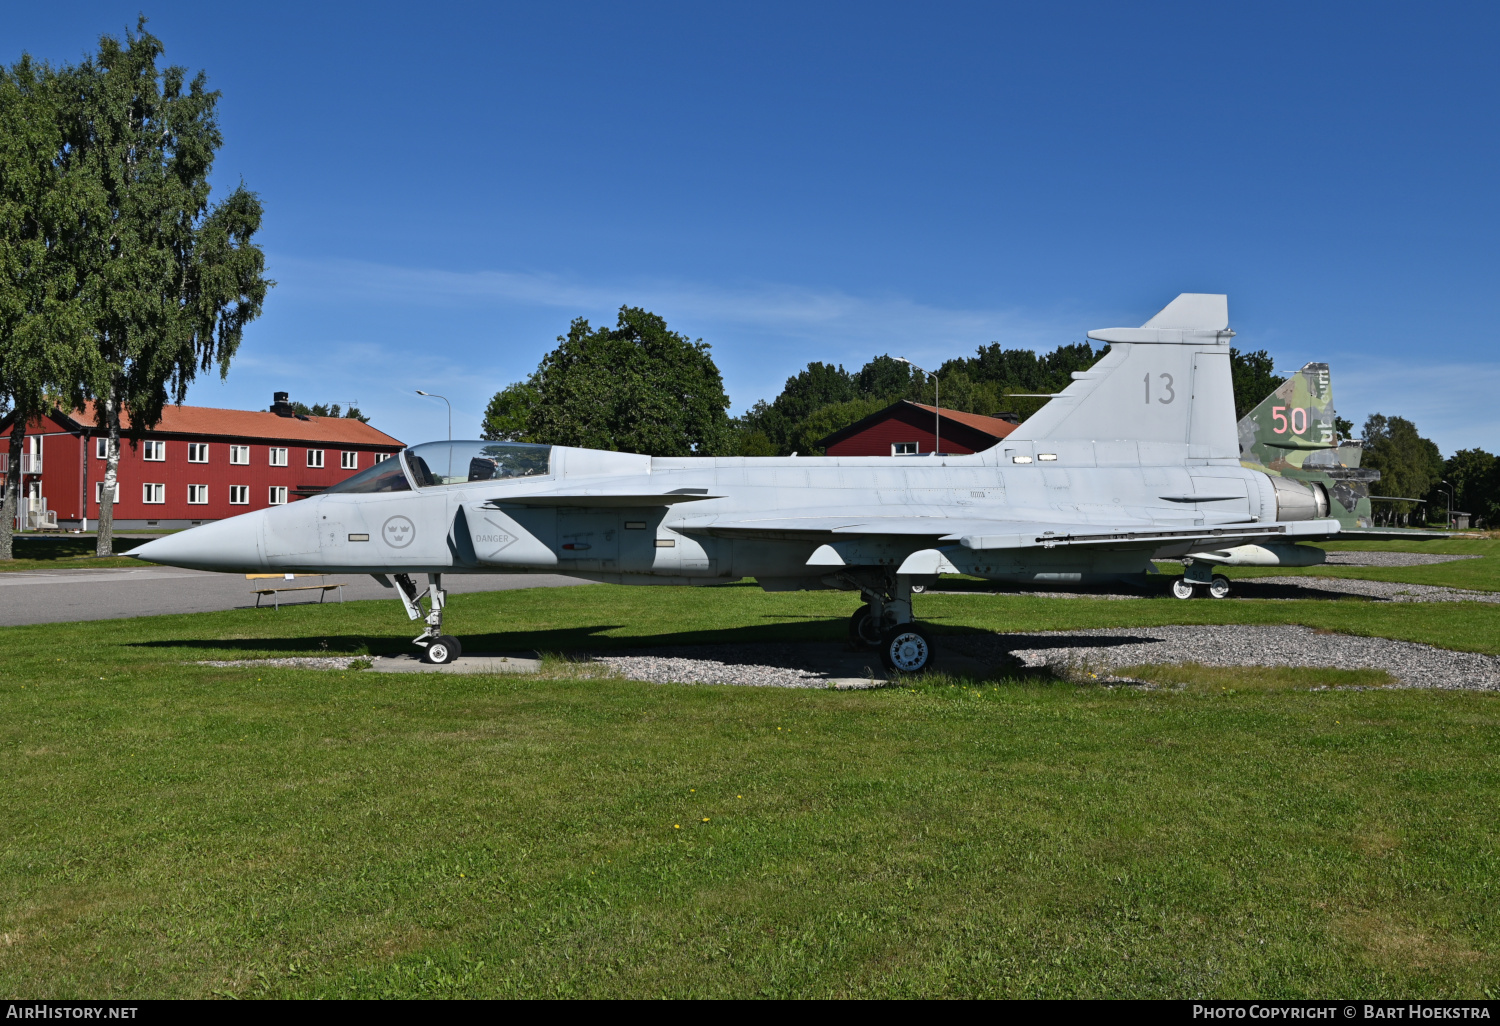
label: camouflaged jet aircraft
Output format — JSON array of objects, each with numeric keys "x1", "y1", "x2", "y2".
[
  {"x1": 1238, "y1": 361, "x2": 1378, "y2": 528},
  {"x1": 132, "y1": 293, "x2": 1356, "y2": 674}
]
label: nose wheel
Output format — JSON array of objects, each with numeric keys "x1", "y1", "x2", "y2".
[{"x1": 422, "y1": 635, "x2": 462, "y2": 665}]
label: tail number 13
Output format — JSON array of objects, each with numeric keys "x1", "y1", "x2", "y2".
[{"x1": 1143, "y1": 372, "x2": 1175, "y2": 404}]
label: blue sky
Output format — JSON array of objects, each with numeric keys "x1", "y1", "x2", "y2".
[{"x1": 9, "y1": 2, "x2": 1499, "y2": 453}]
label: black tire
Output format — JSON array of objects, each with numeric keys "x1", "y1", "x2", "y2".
[
  {"x1": 1171, "y1": 577, "x2": 1197, "y2": 600},
  {"x1": 424, "y1": 635, "x2": 462, "y2": 664},
  {"x1": 1208, "y1": 575, "x2": 1232, "y2": 599},
  {"x1": 849, "y1": 605, "x2": 883, "y2": 649},
  {"x1": 880, "y1": 622, "x2": 935, "y2": 674}
]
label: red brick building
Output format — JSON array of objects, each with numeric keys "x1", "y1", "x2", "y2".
[
  {"x1": 1, "y1": 393, "x2": 404, "y2": 531},
  {"x1": 817, "y1": 401, "x2": 1019, "y2": 456}
]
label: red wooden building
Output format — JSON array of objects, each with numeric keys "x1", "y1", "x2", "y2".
[
  {"x1": 817, "y1": 401, "x2": 1019, "y2": 456},
  {"x1": 1, "y1": 392, "x2": 404, "y2": 531}
]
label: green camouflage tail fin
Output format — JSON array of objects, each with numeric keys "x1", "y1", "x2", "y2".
[{"x1": 1238, "y1": 362, "x2": 1378, "y2": 528}]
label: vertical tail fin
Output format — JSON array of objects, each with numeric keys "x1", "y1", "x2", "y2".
[
  {"x1": 1237, "y1": 362, "x2": 1336, "y2": 466},
  {"x1": 1237, "y1": 362, "x2": 1376, "y2": 527},
  {"x1": 1002, "y1": 294, "x2": 1238, "y2": 462}
]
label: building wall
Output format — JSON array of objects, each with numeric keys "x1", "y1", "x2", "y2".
[
  {"x1": 4, "y1": 417, "x2": 402, "y2": 529},
  {"x1": 824, "y1": 407, "x2": 998, "y2": 457}
]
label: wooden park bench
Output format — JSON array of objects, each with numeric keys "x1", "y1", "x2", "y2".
[{"x1": 247, "y1": 574, "x2": 345, "y2": 610}]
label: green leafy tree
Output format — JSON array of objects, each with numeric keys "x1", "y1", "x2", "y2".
[
  {"x1": 481, "y1": 378, "x2": 541, "y2": 442},
  {"x1": 64, "y1": 20, "x2": 270, "y2": 555},
  {"x1": 1229, "y1": 349, "x2": 1285, "y2": 420},
  {"x1": 1443, "y1": 448, "x2": 1499, "y2": 528},
  {"x1": 289, "y1": 401, "x2": 368, "y2": 422},
  {"x1": 485, "y1": 307, "x2": 731, "y2": 456},
  {"x1": 0, "y1": 55, "x2": 89, "y2": 557},
  {"x1": 1362, "y1": 414, "x2": 1444, "y2": 525}
]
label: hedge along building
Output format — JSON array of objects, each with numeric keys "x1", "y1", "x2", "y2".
[
  {"x1": 816, "y1": 400, "x2": 1020, "y2": 456},
  {"x1": 0, "y1": 393, "x2": 404, "y2": 531}
]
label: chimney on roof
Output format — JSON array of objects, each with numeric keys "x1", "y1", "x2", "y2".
[{"x1": 270, "y1": 391, "x2": 295, "y2": 418}]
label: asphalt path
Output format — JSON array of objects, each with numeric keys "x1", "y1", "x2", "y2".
[{"x1": 0, "y1": 566, "x2": 592, "y2": 627}]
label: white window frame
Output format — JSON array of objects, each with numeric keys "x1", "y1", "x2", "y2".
[
  {"x1": 307, "y1": 449, "x2": 325, "y2": 468},
  {"x1": 143, "y1": 440, "x2": 165, "y2": 461},
  {"x1": 95, "y1": 481, "x2": 120, "y2": 504},
  {"x1": 228, "y1": 485, "x2": 249, "y2": 505},
  {"x1": 341, "y1": 450, "x2": 358, "y2": 470},
  {"x1": 187, "y1": 443, "x2": 209, "y2": 463},
  {"x1": 269, "y1": 447, "x2": 288, "y2": 467},
  {"x1": 187, "y1": 484, "x2": 208, "y2": 505},
  {"x1": 892, "y1": 442, "x2": 918, "y2": 455},
  {"x1": 95, "y1": 437, "x2": 110, "y2": 459},
  {"x1": 268, "y1": 485, "x2": 287, "y2": 505},
  {"x1": 142, "y1": 482, "x2": 165, "y2": 504},
  {"x1": 375, "y1": 452, "x2": 393, "y2": 463},
  {"x1": 229, "y1": 445, "x2": 249, "y2": 465}
]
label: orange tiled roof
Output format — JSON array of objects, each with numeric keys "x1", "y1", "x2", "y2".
[
  {"x1": 56, "y1": 401, "x2": 404, "y2": 447},
  {"x1": 909, "y1": 403, "x2": 1018, "y2": 439}
]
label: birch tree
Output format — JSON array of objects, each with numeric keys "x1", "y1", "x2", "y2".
[
  {"x1": 67, "y1": 20, "x2": 269, "y2": 555},
  {"x1": 0, "y1": 56, "x2": 87, "y2": 559}
]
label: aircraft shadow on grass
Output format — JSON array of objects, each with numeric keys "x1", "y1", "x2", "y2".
[{"x1": 133, "y1": 616, "x2": 998, "y2": 661}]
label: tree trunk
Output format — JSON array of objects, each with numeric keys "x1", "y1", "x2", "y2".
[
  {"x1": 0, "y1": 421, "x2": 26, "y2": 560},
  {"x1": 96, "y1": 391, "x2": 122, "y2": 557}
]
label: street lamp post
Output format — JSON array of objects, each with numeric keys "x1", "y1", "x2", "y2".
[
  {"x1": 415, "y1": 390, "x2": 452, "y2": 440},
  {"x1": 1440, "y1": 479, "x2": 1455, "y2": 529},
  {"x1": 895, "y1": 357, "x2": 939, "y2": 455}
]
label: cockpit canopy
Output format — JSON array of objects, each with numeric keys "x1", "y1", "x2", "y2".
[
  {"x1": 405, "y1": 441, "x2": 552, "y2": 487},
  {"x1": 322, "y1": 441, "x2": 552, "y2": 494}
]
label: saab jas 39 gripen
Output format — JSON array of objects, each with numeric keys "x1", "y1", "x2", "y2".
[{"x1": 133, "y1": 293, "x2": 1364, "y2": 673}]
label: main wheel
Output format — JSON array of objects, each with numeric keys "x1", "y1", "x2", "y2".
[
  {"x1": 880, "y1": 623, "x2": 935, "y2": 673},
  {"x1": 424, "y1": 635, "x2": 462, "y2": 664},
  {"x1": 1207, "y1": 575, "x2": 1232, "y2": 600},
  {"x1": 1171, "y1": 577, "x2": 1197, "y2": 600},
  {"x1": 849, "y1": 605, "x2": 883, "y2": 649}
]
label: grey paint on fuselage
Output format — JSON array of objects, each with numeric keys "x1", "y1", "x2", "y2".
[{"x1": 133, "y1": 294, "x2": 1342, "y2": 587}]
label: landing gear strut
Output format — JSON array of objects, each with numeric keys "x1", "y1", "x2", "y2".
[
  {"x1": 839, "y1": 571, "x2": 936, "y2": 673},
  {"x1": 393, "y1": 572, "x2": 462, "y2": 664}
]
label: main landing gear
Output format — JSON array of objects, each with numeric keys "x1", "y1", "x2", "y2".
[
  {"x1": 1171, "y1": 562, "x2": 1232, "y2": 600},
  {"x1": 392, "y1": 572, "x2": 463, "y2": 664},
  {"x1": 842, "y1": 571, "x2": 937, "y2": 674}
]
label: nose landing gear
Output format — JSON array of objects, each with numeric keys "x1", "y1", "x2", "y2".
[{"x1": 391, "y1": 572, "x2": 463, "y2": 664}]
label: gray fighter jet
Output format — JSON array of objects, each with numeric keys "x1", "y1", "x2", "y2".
[{"x1": 133, "y1": 294, "x2": 1347, "y2": 673}]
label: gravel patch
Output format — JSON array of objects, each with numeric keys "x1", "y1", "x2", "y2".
[
  {"x1": 198, "y1": 656, "x2": 367, "y2": 670},
  {"x1": 952, "y1": 625, "x2": 1500, "y2": 691},
  {"x1": 1322, "y1": 552, "x2": 1480, "y2": 567},
  {"x1": 591, "y1": 643, "x2": 859, "y2": 688}
]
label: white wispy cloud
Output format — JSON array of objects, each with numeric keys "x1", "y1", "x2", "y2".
[{"x1": 269, "y1": 255, "x2": 1089, "y2": 360}]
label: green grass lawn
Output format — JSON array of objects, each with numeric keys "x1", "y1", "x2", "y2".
[{"x1": 3, "y1": 582, "x2": 1499, "y2": 998}]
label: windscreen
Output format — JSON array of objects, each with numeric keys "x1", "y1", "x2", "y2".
[
  {"x1": 321, "y1": 456, "x2": 411, "y2": 494},
  {"x1": 404, "y1": 441, "x2": 552, "y2": 488}
]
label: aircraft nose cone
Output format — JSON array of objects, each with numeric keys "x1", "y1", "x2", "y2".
[{"x1": 131, "y1": 511, "x2": 268, "y2": 572}]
